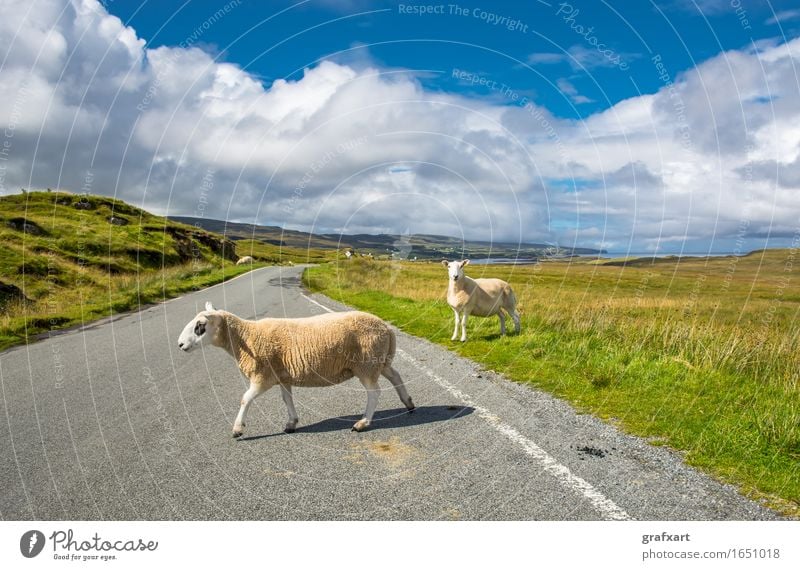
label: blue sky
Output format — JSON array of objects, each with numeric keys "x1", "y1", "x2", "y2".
[
  {"x1": 2, "y1": 0, "x2": 800, "y2": 252},
  {"x1": 107, "y1": 0, "x2": 800, "y2": 118}
]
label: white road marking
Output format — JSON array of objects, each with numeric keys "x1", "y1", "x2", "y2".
[
  {"x1": 395, "y1": 351, "x2": 632, "y2": 521},
  {"x1": 300, "y1": 292, "x2": 633, "y2": 521},
  {"x1": 301, "y1": 293, "x2": 336, "y2": 314}
]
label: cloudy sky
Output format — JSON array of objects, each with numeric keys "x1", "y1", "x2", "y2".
[{"x1": 1, "y1": 0, "x2": 800, "y2": 253}]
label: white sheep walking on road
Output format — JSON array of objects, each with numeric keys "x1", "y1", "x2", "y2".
[
  {"x1": 442, "y1": 260, "x2": 520, "y2": 342},
  {"x1": 177, "y1": 302, "x2": 414, "y2": 436}
]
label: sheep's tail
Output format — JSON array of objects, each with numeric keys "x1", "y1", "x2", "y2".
[{"x1": 383, "y1": 326, "x2": 397, "y2": 371}]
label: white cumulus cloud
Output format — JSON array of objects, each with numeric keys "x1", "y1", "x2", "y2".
[{"x1": 1, "y1": 0, "x2": 800, "y2": 252}]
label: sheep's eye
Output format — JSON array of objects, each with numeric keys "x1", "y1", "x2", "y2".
[{"x1": 194, "y1": 321, "x2": 206, "y2": 336}]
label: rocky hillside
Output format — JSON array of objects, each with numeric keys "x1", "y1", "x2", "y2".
[{"x1": 0, "y1": 191, "x2": 237, "y2": 309}]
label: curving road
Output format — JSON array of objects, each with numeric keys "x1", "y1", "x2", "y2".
[{"x1": 0, "y1": 266, "x2": 779, "y2": 520}]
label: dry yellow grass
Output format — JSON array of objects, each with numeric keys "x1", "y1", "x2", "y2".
[{"x1": 306, "y1": 251, "x2": 800, "y2": 514}]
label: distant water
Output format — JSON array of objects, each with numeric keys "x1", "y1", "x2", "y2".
[
  {"x1": 469, "y1": 257, "x2": 538, "y2": 265},
  {"x1": 470, "y1": 252, "x2": 743, "y2": 265},
  {"x1": 594, "y1": 252, "x2": 741, "y2": 259}
]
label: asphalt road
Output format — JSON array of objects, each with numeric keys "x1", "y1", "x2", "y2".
[{"x1": 0, "y1": 266, "x2": 779, "y2": 520}]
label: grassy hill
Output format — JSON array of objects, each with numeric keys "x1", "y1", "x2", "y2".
[
  {"x1": 304, "y1": 251, "x2": 800, "y2": 516},
  {"x1": 0, "y1": 191, "x2": 255, "y2": 349},
  {"x1": 171, "y1": 215, "x2": 602, "y2": 260},
  {"x1": 168, "y1": 216, "x2": 347, "y2": 249}
]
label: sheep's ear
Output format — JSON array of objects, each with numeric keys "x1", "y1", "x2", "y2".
[
  {"x1": 461, "y1": 259, "x2": 470, "y2": 267},
  {"x1": 441, "y1": 259, "x2": 449, "y2": 267},
  {"x1": 205, "y1": 301, "x2": 216, "y2": 312}
]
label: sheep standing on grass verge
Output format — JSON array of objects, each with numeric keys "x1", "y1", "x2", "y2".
[
  {"x1": 236, "y1": 256, "x2": 254, "y2": 265},
  {"x1": 443, "y1": 259, "x2": 521, "y2": 342},
  {"x1": 177, "y1": 302, "x2": 414, "y2": 436}
]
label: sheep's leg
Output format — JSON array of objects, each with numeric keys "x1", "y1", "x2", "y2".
[
  {"x1": 498, "y1": 311, "x2": 506, "y2": 336},
  {"x1": 509, "y1": 307, "x2": 521, "y2": 333},
  {"x1": 279, "y1": 384, "x2": 299, "y2": 433},
  {"x1": 382, "y1": 366, "x2": 414, "y2": 412},
  {"x1": 352, "y1": 377, "x2": 380, "y2": 432},
  {"x1": 233, "y1": 383, "x2": 267, "y2": 438},
  {"x1": 460, "y1": 312, "x2": 469, "y2": 342},
  {"x1": 450, "y1": 309, "x2": 460, "y2": 341}
]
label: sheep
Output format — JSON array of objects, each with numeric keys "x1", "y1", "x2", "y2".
[
  {"x1": 236, "y1": 256, "x2": 254, "y2": 265},
  {"x1": 442, "y1": 259, "x2": 520, "y2": 342},
  {"x1": 177, "y1": 302, "x2": 414, "y2": 437}
]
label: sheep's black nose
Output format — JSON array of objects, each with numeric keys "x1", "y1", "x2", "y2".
[{"x1": 178, "y1": 342, "x2": 184, "y2": 350}]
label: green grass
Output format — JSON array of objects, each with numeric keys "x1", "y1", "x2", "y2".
[
  {"x1": 304, "y1": 253, "x2": 800, "y2": 517},
  {"x1": 0, "y1": 191, "x2": 269, "y2": 350},
  {"x1": 234, "y1": 238, "x2": 339, "y2": 265}
]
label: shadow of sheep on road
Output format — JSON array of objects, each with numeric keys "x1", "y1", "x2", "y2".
[{"x1": 238, "y1": 405, "x2": 474, "y2": 441}]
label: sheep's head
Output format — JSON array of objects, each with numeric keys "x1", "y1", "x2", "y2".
[
  {"x1": 442, "y1": 259, "x2": 469, "y2": 282},
  {"x1": 177, "y1": 301, "x2": 221, "y2": 352}
]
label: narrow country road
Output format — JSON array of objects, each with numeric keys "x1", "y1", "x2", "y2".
[{"x1": 0, "y1": 266, "x2": 778, "y2": 520}]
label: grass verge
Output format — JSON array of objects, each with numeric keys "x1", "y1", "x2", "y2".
[
  {"x1": 0, "y1": 190, "x2": 338, "y2": 351},
  {"x1": 304, "y1": 253, "x2": 800, "y2": 517},
  {"x1": 0, "y1": 261, "x2": 262, "y2": 351}
]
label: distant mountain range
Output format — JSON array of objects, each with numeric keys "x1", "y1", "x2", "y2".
[{"x1": 168, "y1": 216, "x2": 604, "y2": 260}]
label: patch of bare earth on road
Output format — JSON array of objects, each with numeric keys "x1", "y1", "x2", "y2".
[
  {"x1": 441, "y1": 507, "x2": 462, "y2": 520},
  {"x1": 346, "y1": 436, "x2": 418, "y2": 475}
]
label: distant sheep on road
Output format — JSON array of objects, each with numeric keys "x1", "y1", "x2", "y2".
[
  {"x1": 177, "y1": 302, "x2": 414, "y2": 436},
  {"x1": 442, "y1": 259, "x2": 520, "y2": 342}
]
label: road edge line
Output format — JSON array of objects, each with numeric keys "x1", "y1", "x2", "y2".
[{"x1": 299, "y1": 292, "x2": 633, "y2": 521}]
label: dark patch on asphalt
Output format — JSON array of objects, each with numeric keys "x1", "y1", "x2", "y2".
[
  {"x1": 576, "y1": 445, "x2": 608, "y2": 458},
  {"x1": 268, "y1": 274, "x2": 302, "y2": 290}
]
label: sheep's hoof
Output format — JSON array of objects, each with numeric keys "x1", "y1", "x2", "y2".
[
  {"x1": 352, "y1": 419, "x2": 369, "y2": 432},
  {"x1": 407, "y1": 404, "x2": 415, "y2": 413},
  {"x1": 450, "y1": 337, "x2": 458, "y2": 341},
  {"x1": 284, "y1": 427, "x2": 296, "y2": 434},
  {"x1": 460, "y1": 338, "x2": 467, "y2": 343},
  {"x1": 232, "y1": 431, "x2": 243, "y2": 438}
]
